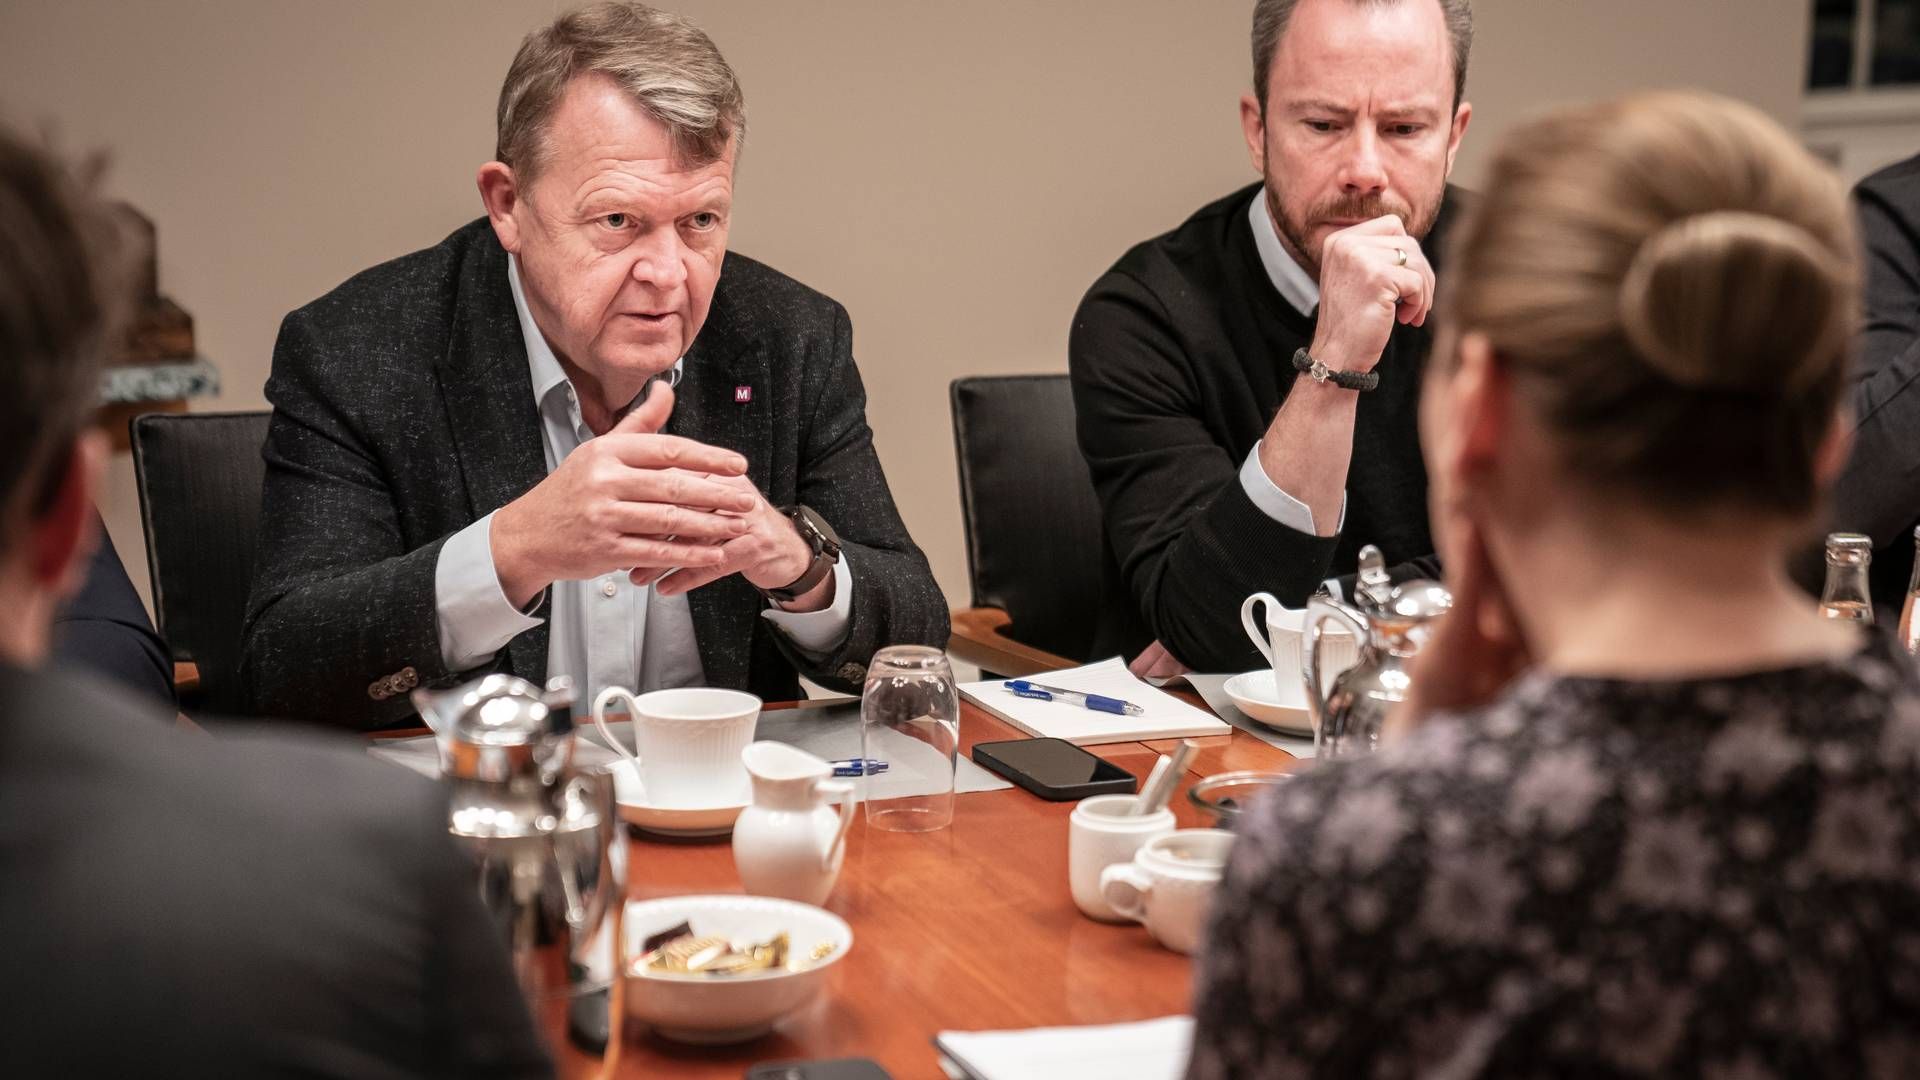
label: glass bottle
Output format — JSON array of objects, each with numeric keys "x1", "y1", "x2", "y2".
[
  {"x1": 1899, "y1": 526, "x2": 1920, "y2": 654},
  {"x1": 1819, "y1": 532, "x2": 1875, "y2": 625}
]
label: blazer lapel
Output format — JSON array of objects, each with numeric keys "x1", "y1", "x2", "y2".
[
  {"x1": 437, "y1": 238, "x2": 552, "y2": 682},
  {"x1": 670, "y1": 279, "x2": 771, "y2": 690}
]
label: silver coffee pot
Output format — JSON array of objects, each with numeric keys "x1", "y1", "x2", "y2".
[
  {"x1": 412, "y1": 674, "x2": 625, "y2": 1025},
  {"x1": 1302, "y1": 546, "x2": 1452, "y2": 760}
]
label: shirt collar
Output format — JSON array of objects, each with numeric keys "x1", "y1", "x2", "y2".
[
  {"x1": 1248, "y1": 189, "x2": 1319, "y2": 318},
  {"x1": 506, "y1": 253, "x2": 682, "y2": 414}
]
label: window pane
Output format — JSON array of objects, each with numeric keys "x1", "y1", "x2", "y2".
[
  {"x1": 1810, "y1": 0, "x2": 1858, "y2": 89},
  {"x1": 1873, "y1": 0, "x2": 1920, "y2": 84}
]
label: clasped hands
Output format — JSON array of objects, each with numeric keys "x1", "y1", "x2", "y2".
[{"x1": 490, "y1": 381, "x2": 827, "y2": 612}]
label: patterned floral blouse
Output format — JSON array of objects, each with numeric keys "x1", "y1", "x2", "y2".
[{"x1": 1188, "y1": 636, "x2": 1920, "y2": 1079}]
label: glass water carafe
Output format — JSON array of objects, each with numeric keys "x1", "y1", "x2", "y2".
[{"x1": 1819, "y1": 532, "x2": 1875, "y2": 625}]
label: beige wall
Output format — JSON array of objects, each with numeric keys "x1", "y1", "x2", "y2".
[{"x1": 0, "y1": 0, "x2": 1808, "y2": 617}]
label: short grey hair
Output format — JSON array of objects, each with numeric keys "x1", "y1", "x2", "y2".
[
  {"x1": 1252, "y1": 0, "x2": 1473, "y2": 111},
  {"x1": 496, "y1": 2, "x2": 746, "y2": 178}
]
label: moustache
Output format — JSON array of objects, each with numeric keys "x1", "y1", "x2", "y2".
[{"x1": 1309, "y1": 193, "x2": 1412, "y2": 229}]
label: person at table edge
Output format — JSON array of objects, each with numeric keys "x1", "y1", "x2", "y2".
[
  {"x1": 0, "y1": 123, "x2": 549, "y2": 1079},
  {"x1": 1070, "y1": 0, "x2": 1473, "y2": 675},
  {"x1": 1824, "y1": 148, "x2": 1920, "y2": 614},
  {"x1": 241, "y1": 1, "x2": 947, "y2": 728}
]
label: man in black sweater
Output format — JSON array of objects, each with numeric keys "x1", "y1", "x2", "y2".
[
  {"x1": 1071, "y1": 0, "x2": 1476, "y2": 673},
  {"x1": 1829, "y1": 150, "x2": 1920, "y2": 616}
]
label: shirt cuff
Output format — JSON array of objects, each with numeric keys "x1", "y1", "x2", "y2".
[
  {"x1": 759, "y1": 557, "x2": 854, "y2": 658},
  {"x1": 434, "y1": 510, "x2": 544, "y2": 671},
  {"x1": 1239, "y1": 445, "x2": 1347, "y2": 535}
]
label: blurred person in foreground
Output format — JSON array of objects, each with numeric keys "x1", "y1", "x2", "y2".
[
  {"x1": 1189, "y1": 91, "x2": 1920, "y2": 1077},
  {"x1": 1071, "y1": 0, "x2": 1473, "y2": 675},
  {"x1": 0, "y1": 128, "x2": 549, "y2": 1078}
]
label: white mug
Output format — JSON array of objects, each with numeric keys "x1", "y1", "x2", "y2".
[
  {"x1": 1098, "y1": 828, "x2": 1235, "y2": 954},
  {"x1": 1241, "y1": 591, "x2": 1358, "y2": 696},
  {"x1": 591, "y1": 686, "x2": 760, "y2": 808},
  {"x1": 1068, "y1": 794, "x2": 1176, "y2": 923}
]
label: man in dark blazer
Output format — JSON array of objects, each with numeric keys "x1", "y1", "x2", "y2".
[
  {"x1": 1828, "y1": 150, "x2": 1920, "y2": 615},
  {"x1": 241, "y1": 3, "x2": 945, "y2": 729},
  {"x1": 1070, "y1": 0, "x2": 1472, "y2": 674},
  {"x1": 0, "y1": 125, "x2": 549, "y2": 1078}
]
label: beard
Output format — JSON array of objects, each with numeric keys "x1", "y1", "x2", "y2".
[{"x1": 1266, "y1": 170, "x2": 1444, "y2": 280}]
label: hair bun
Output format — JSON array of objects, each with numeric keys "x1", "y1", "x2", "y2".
[{"x1": 1617, "y1": 209, "x2": 1852, "y2": 395}]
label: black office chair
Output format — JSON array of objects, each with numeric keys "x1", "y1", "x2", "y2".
[
  {"x1": 129, "y1": 410, "x2": 271, "y2": 716},
  {"x1": 948, "y1": 375, "x2": 1106, "y2": 677}
]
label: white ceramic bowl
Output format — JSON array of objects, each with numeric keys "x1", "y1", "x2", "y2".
[{"x1": 623, "y1": 894, "x2": 853, "y2": 1044}]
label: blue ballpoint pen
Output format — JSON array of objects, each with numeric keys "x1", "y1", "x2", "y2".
[
  {"x1": 1003, "y1": 680, "x2": 1146, "y2": 716},
  {"x1": 830, "y1": 758, "x2": 889, "y2": 777}
]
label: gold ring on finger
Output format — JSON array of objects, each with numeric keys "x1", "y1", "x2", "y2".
[{"x1": 1394, "y1": 246, "x2": 1408, "y2": 268}]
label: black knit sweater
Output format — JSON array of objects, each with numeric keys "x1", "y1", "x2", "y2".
[{"x1": 1069, "y1": 182, "x2": 1464, "y2": 671}]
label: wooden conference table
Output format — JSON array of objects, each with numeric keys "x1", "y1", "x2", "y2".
[{"x1": 537, "y1": 695, "x2": 1304, "y2": 1079}]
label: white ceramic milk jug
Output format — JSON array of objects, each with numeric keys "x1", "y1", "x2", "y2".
[{"x1": 732, "y1": 742, "x2": 857, "y2": 906}]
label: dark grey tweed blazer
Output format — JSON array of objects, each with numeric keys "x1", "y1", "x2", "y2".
[{"x1": 241, "y1": 218, "x2": 947, "y2": 729}]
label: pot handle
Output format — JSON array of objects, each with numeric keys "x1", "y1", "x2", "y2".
[
  {"x1": 1304, "y1": 597, "x2": 1369, "y2": 754},
  {"x1": 817, "y1": 778, "x2": 858, "y2": 871}
]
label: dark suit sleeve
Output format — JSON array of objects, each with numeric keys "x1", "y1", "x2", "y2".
[
  {"x1": 51, "y1": 512, "x2": 174, "y2": 708},
  {"x1": 241, "y1": 309, "x2": 458, "y2": 729},
  {"x1": 1830, "y1": 172, "x2": 1920, "y2": 551},
  {"x1": 1070, "y1": 273, "x2": 1341, "y2": 673},
  {"x1": 774, "y1": 303, "x2": 949, "y2": 692}
]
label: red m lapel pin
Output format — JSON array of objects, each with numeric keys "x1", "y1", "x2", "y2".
[{"x1": 734, "y1": 385, "x2": 752, "y2": 404}]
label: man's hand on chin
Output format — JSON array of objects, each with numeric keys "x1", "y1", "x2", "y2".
[{"x1": 649, "y1": 474, "x2": 834, "y2": 613}]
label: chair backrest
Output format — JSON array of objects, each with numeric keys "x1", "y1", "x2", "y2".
[
  {"x1": 950, "y1": 375, "x2": 1105, "y2": 663},
  {"x1": 129, "y1": 410, "x2": 271, "y2": 716}
]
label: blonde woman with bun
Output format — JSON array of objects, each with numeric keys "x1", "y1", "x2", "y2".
[{"x1": 1187, "y1": 92, "x2": 1919, "y2": 1079}]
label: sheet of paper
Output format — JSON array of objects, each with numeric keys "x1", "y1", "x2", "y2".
[
  {"x1": 957, "y1": 658, "x2": 1229, "y2": 745},
  {"x1": 936, "y1": 1015, "x2": 1194, "y2": 1080},
  {"x1": 368, "y1": 701, "x2": 1013, "y2": 796}
]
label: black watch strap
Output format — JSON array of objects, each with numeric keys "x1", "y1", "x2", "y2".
[
  {"x1": 1292, "y1": 346, "x2": 1380, "y2": 392},
  {"x1": 758, "y1": 504, "x2": 843, "y2": 603}
]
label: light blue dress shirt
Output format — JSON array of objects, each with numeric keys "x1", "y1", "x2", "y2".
[{"x1": 432, "y1": 255, "x2": 854, "y2": 704}]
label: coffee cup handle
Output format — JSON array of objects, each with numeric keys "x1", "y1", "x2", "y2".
[
  {"x1": 1099, "y1": 863, "x2": 1154, "y2": 923},
  {"x1": 1240, "y1": 592, "x2": 1279, "y2": 666},
  {"x1": 591, "y1": 687, "x2": 644, "y2": 771}
]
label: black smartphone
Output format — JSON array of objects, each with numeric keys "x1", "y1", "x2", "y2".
[
  {"x1": 972, "y1": 737, "x2": 1137, "y2": 801},
  {"x1": 746, "y1": 1059, "x2": 894, "y2": 1080}
]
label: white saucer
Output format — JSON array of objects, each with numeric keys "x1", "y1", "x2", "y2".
[
  {"x1": 1224, "y1": 669, "x2": 1314, "y2": 737},
  {"x1": 617, "y1": 796, "x2": 750, "y2": 839},
  {"x1": 609, "y1": 762, "x2": 752, "y2": 839}
]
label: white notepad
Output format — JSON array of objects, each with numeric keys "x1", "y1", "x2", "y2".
[
  {"x1": 936, "y1": 1015, "x2": 1194, "y2": 1080},
  {"x1": 958, "y1": 657, "x2": 1229, "y2": 745}
]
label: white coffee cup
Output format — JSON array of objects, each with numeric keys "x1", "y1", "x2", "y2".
[
  {"x1": 1069, "y1": 794, "x2": 1176, "y2": 923},
  {"x1": 1241, "y1": 592, "x2": 1359, "y2": 697},
  {"x1": 1099, "y1": 828, "x2": 1235, "y2": 954},
  {"x1": 591, "y1": 686, "x2": 760, "y2": 808}
]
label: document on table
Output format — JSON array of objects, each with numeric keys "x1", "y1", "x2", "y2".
[
  {"x1": 936, "y1": 1015, "x2": 1194, "y2": 1080},
  {"x1": 957, "y1": 658, "x2": 1228, "y2": 746}
]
